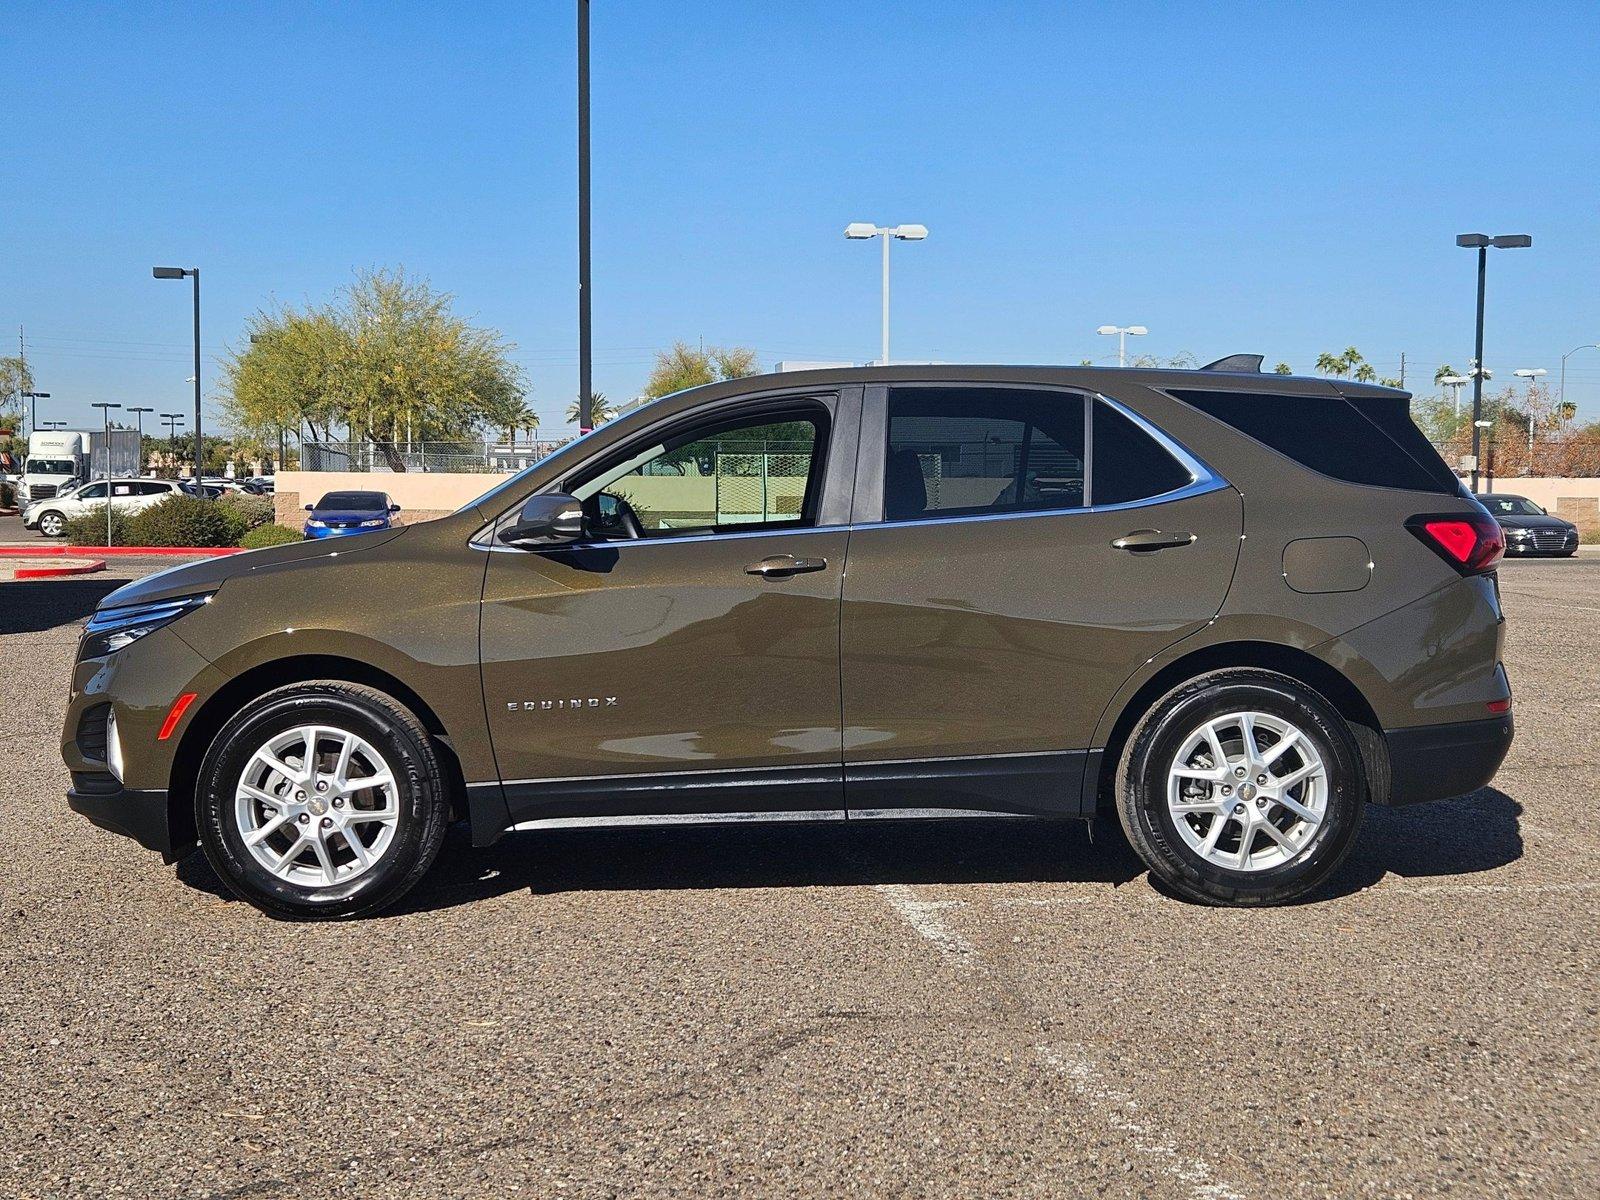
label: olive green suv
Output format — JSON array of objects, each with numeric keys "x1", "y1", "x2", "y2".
[{"x1": 62, "y1": 363, "x2": 1513, "y2": 918}]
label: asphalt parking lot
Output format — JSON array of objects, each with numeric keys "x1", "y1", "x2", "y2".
[{"x1": 2, "y1": 548, "x2": 1596, "y2": 1199}]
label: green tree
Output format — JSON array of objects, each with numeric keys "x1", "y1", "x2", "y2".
[
  {"x1": 1273, "y1": 362, "x2": 1293, "y2": 375},
  {"x1": 0, "y1": 355, "x2": 34, "y2": 430},
  {"x1": 221, "y1": 268, "x2": 526, "y2": 471},
  {"x1": 643, "y1": 341, "x2": 760, "y2": 400},
  {"x1": 566, "y1": 392, "x2": 617, "y2": 426}
]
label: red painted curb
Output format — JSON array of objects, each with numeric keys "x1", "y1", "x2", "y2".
[
  {"x1": 13, "y1": 559, "x2": 108, "y2": 579},
  {"x1": 0, "y1": 544, "x2": 244, "y2": 557}
]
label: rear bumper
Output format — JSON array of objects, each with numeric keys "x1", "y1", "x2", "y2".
[
  {"x1": 67, "y1": 772, "x2": 187, "y2": 861},
  {"x1": 1378, "y1": 714, "x2": 1514, "y2": 806}
]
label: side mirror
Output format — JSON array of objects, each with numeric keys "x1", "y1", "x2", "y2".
[
  {"x1": 389, "y1": 503, "x2": 401, "y2": 513},
  {"x1": 500, "y1": 493, "x2": 584, "y2": 547},
  {"x1": 304, "y1": 504, "x2": 313, "y2": 511}
]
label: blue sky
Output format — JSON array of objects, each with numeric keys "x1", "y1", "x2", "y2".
[{"x1": 4, "y1": 0, "x2": 1599, "y2": 434}]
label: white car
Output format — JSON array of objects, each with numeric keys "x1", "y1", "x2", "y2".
[{"x1": 23, "y1": 477, "x2": 186, "y2": 538}]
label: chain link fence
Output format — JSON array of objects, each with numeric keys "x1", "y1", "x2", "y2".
[{"x1": 1429, "y1": 434, "x2": 1600, "y2": 480}]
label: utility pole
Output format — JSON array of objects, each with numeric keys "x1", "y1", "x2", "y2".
[
  {"x1": 1399, "y1": 352, "x2": 1406, "y2": 389},
  {"x1": 577, "y1": 0, "x2": 592, "y2": 433}
]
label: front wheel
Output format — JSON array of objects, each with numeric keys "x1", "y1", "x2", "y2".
[
  {"x1": 37, "y1": 511, "x2": 66, "y2": 537},
  {"x1": 1115, "y1": 669, "x2": 1365, "y2": 906},
  {"x1": 195, "y1": 682, "x2": 451, "y2": 920}
]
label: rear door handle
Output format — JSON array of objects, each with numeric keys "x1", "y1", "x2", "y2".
[
  {"x1": 745, "y1": 554, "x2": 828, "y2": 578},
  {"x1": 1111, "y1": 529, "x2": 1196, "y2": 552}
]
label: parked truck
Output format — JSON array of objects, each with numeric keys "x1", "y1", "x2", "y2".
[{"x1": 20, "y1": 428, "x2": 141, "y2": 504}]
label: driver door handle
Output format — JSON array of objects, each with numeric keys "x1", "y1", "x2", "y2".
[
  {"x1": 745, "y1": 554, "x2": 828, "y2": 578},
  {"x1": 1111, "y1": 529, "x2": 1196, "y2": 552}
]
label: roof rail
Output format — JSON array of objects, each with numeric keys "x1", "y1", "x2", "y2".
[{"x1": 1199, "y1": 354, "x2": 1265, "y2": 373}]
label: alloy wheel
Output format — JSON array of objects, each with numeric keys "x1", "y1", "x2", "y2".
[
  {"x1": 1165, "y1": 710, "x2": 1327, "y2": 872},
  {"x1": 234, "y1": 724, "x2": 400, "y2": 888}
]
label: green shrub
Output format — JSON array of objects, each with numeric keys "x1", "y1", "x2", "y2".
[
  {"x1": 239, "y1": 523, "x2": 304, "y2": 550},
  {"x1": 1581, "y1": 526, "x2": 1600, "y2": 546},
  {"x1": 125, "y1": 495, "x2": 238, "y2": 548},
  {"x1": 216, "y1": 492, "x2": 274, "y2": 535},
  {"x1": 65, "y1": 507, "x2": 134, "y2": 546}
]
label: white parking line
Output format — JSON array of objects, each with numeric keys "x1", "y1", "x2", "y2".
[
  {"x1": 875, "y1": 884, "x2": 1247, "y2": 1198},
  {"x1": 1383, "y1": 879, "x2": 1600, "y2": 897},
  {"x1": 1037, "y1": 1046, "x2": 1245, "y2": 1200},
  {"x1": 872, "y1": 884, "x2": 974, "y2": 958}
]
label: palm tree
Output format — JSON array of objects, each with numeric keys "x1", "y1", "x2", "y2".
[
  {"x1": 1273, "y1": 362, "x2": 1293, "y2": 375},
  {"x1": 1314, "y1": 351, "x2": 1343, "y2": 376},
  {"x1": 1434, "y1": 363, "x2": 1458, "y2": 386},
  {"x1": 566, "y1": 392, "x2": 616, "y2": 426},
  {"x1": 502, "y1": 401, "x2": 538, "y2": 447},
  {"x1": 1353, "y1": 363, "x2": 1377, "y2": 384}
]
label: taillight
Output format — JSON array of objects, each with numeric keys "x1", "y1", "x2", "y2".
[{"x1": 1407, "y1": 511, "x2": 1505, "y2": 574}]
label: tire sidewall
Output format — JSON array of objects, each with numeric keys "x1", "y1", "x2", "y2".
[
  {"x1": 1122, "y1": 673, "x2": 1364, "y2": 904},
  {"x1": 40, "y1": 512, "x2": 65, "y2": 537},
  {"x1": 196, "y1": 687, "x2": 442, "y2": 918}
]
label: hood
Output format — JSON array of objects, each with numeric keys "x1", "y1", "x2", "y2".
[
  {"x1": 96, "y1": 526, "x2": 409, "y2": 610},
  {"x1": 1492, "y1": 512, "x2": 1575, "y2": 531}
]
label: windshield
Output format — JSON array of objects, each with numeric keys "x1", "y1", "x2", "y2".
[
  {"x1": 1482, "y1": 496, "x2": 1544, "y2": 517},
  {"x1": 316, "y1": 491, "x2": 388, "y2": 511},
  {"x1": 27, "y1": 458, "x2": 77, "y2": 476}
]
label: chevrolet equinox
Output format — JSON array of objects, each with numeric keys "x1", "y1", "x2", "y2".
[{"x1": 63, "y1": 362, "x2": 1514, "y2": 918}]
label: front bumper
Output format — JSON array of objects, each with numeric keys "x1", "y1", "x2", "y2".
[
  {"x1": 304, "y1": 522, "x2": 388, "y2": 540},
  {"x1": 1378, "y1": 714, "x2": 1515, "y2": 806},
  {"x1": 67, "y1": 771, "x2": 184, "y2": 861}
]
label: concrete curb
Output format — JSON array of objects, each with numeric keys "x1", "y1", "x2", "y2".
[
  {"x1": 0, "y1": 545, "x2": 244, "y2": 558},
  {"x1": 13, "y1": 558, "x2": 108, "y2": 579}
]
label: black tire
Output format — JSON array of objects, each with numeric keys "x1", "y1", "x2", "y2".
[
  {"x1": 38, "y1": 511, "x2": 66, "y2": 537},
  {"x1": 1115, "y1": 668, "x2": 1365, "y2": 906},
  {"x1": 195, "y1": 681, "x2": 450, "y2": 920}
]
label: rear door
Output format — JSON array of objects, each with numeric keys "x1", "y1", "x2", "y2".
[
  {"x1": 479, "y1": 390, "x2": 860, "y2": 828},
  {"x1": 839, "y1": 383, "x2": 1242, "y2": 817}
]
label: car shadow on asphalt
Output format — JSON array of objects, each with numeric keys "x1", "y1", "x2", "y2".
[
  {"x1": 2, "y1": 578, "x2": 131, "y2": 634},
  {"x1": 174, "y1": 787, "x2": 1527, "y2": 915}
]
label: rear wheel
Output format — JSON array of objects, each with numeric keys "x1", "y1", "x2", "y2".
[
  {"x1": 195, "y1": 682, "x2": 450, "y2": 920},
  {"x1": 1115, "y1": 669, "x2": 1365, "y2": 906}
]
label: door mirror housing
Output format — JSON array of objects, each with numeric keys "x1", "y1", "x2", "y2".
[
  {"x1": 388, "y1": 502, "x2": 401, "y2": 513},
  {"x1": 500, "y1": 493, "x2": 585, "y2": 546}
]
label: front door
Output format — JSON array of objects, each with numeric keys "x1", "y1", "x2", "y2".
[
  {"x1": 840, "y1": 384, "x2": 1243, "y2": 817},
  {"x1": 480, "y1": 393, "x2": 858, "y2": 828}
]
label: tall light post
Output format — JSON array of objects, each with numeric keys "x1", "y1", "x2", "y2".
[
  {"x1": 21, "y1": 391, "x2": 50, "y2": 436},
  {"x1": 91, "y1": 402, "x2": 120, "y2": 546},
  {"x1": 162, "y1": 412, "x2": 185, "y2": 478},
  {"x1": 845, "y1": 222, "x2": 929, "y2": 364},
  {"x1": 576, "y1": 0, "x2": 592, "y2": 433},
  {"x1": 1514, "y1": 368, "x2": 1548, "y2": 463},
  {"x1": 1439, "y1": 373, "x2": 1470, "y2": 419},
  {"x1": 152, "y1": 266, "x2": 203, "y2": 486},
  {"x1": 1096, "y1": 324, "x2": 1148, "y2": 367},
  {"x1": 1456, "y1": 233, "x2": 1531, "y2": 492},
  {"x1": 1559, "y1": 343, "x2": 1599, "y2": 425},
  {"x1": 127, "y1": 406, "x2": 153, "y2": 473}
]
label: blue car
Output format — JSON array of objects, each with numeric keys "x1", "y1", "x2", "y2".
[{"x1": 303, "y1": 490, "x2": 401, "y2": 539}]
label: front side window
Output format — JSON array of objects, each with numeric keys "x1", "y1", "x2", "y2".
[
  {"x1": 572, "y1": 409, "x2": 826, "y2": 537},
  {"x1": 885, "y1": 387, "x2": 1086, "y2": 521},
  {"x1": 76, "y1": 482, "x2": 107, "y2": 500}
]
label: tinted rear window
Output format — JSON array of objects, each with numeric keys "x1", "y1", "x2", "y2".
[
  {"x1": 1167, "y1": 389, "x2": 1456, "y2": 494},
  {"x1": 317, "y1": 492, "x2": 387, "y2": 510}
]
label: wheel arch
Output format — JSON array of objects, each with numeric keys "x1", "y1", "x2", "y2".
[
  {"x1": 166, "y1": 654, "x2": 469, "y2": 853},
  {"x1": 1091, "y1": 640, "x2": 1384, "y2": 814}
]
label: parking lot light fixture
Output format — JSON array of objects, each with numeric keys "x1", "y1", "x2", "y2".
[
  {"x1": 152, "y1": 265, "x2": 203, "y2": 488},
  {"x1": 1456, "y1": 232, "x2": 1531, "y2": 492},
  {"x1": 845, "y1": 221, "x2": 929, "y2": 364},
  {"x1": 1096, "y1": 324, "x2": 1149, "y2": 368},
  {"x1": 162, "y1": 412, "x2": 186, "y2": 478},
  {"x1": 21, "y1": 391, "x2": 51, "y2": 437},
  {"x1": 91, "y1": 402, "x2": 121, "y2": 545}
]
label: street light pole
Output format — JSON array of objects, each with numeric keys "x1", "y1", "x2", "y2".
[
  {"x1": 22, "y1": 391, "x2": 50, "y2": 436},
  {"x1": 1514, "y1": 368, "x2": 1548, "y2": 463},
  {"x1": 1096, "y1": 325, "x2": 1149, "y2": 367},
  {"x1": 1559, "y1": 343, "x2": 1599, "y2": 425},
  {"x1": 91, "y1": 402, "x2": 120, "y2": 546},
  {"x1": 845, "y1": 222, "x2": 929, "y2": 364},
  {"x1": 577, "y1": 0, "x2": 592, "y2": 433},
  {"x1": 153, "y1": 266, "x2": 203, "y2": 486},
  {"x1": 163, "y1": 413, "x2": 185, "y2": 478},
  {"x1": 128, "y1": 407, "x2": 153, "y2": 473},
  {"x1": 1455, "y1": 233, "x2": 1531, "y2": 493}
]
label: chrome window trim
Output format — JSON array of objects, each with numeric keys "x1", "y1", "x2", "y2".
[{"x1": 471, "y1": 521, "x2": 852, "y2": 553}]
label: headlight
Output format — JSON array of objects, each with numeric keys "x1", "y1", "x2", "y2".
[
  {"x1": 81, "y1": 594, "x2": 212, "y2": 658},
  {"x1": 305, "y1": 518, "x2": 327, "y2": 528},
  {"x1": 358, "y1": 517, "x2": 385, "y2": 527}
]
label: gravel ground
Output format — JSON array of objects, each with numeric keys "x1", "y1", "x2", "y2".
[{"x1": 1, "y1": 551, "x2": 1595, "y2": 1199}]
